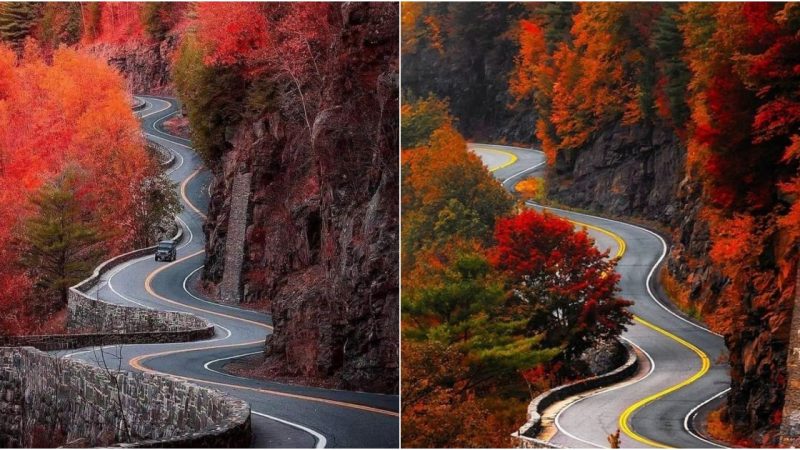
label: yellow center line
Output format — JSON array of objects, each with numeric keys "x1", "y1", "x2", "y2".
[
  {"x1": 499, "y1": 157, "x2": 709, "y2": 448},
  {"x1": 180, "y1": 168, "x2": 208, "y2": 219},
  {"x1": 475, "y1": 145, "x2": 519, "y2": 171},
  {"x1": 128, "y1": 345, "x2": 399, "y2": 417},
  {"x1": 619, "y1": 316, "x2": 711, "y2": 448}
]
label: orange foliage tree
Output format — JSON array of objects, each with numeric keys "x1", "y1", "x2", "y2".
[
  {"x1": 0, "y1": 43, "x2": 152, "y2": 334},
  {"x1": 401, "y1": 123, "x2": 514, "y2": 271}
]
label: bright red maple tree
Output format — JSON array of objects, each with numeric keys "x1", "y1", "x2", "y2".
[{"x1": 490, "y1": 210, "x2": 632, "y2": 370}]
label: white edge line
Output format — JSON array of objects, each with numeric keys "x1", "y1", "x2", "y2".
[
  {"x1": 203, "y1": 350, "x2": 263, "y2": 379},
  {"x1": 553, "y1": 337, "x2": 656, "y2": 449},
  {"x1": 251, "y1": 411, "x2": 327, "y2": 448},
  {"x1": 501, "y1": 161, "x2": 546, "y2": 188},
  {"x1": 684, "y1": 388, "x2": 731, "y2": 448},
  {"x1": 175, "y1": 215, "x2": 193, "y2": 250},
  {"x1": 504, "y1": 146, "x2": 724, "y2": 339},
  {"x1": 486, "y1": 144, "x2": 727, "y2": 448},
  {"x1": 182, "y1": 265, "x2": 264, "y2": 313}
]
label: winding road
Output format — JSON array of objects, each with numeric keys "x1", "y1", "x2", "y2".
[
  {"x1": 471, "y1": 144, "x2": 730, "y2": 449},
  {"x1": 63, "y1": 96, "x2": 399, "y2": 448}
]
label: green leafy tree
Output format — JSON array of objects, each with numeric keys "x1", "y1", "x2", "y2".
[
  {"x1": 20, "y1": 168, "x2": 105, "y2": 308},
  {"x1": 0, "y1": 2, "x2": 40, "y2": 48},
  {"x1": 172, "y1": 33, "x2": 246, "y2": 163},
  {"x1": 401, "y1": 95, "x2": 452, "y2": 149},
  {"x1": 403, "y1": 243, "x2": 558, "y2": 389}
]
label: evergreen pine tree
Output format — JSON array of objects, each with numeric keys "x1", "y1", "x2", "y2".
[
  {"x1": 20, "y1": 168, "x2": 105, "y2": 308},
  {"x1": 0, "y1": 2, "x2": 40, "y2": 48},
  {"x1": 651, "y1": 3, "x2": 691, "y2": 126}
]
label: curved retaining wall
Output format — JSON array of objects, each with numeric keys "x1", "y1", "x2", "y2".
[
  {"x1": 511, "y1": 340, "x2": 639, "y2": 448},
  {"x1": 0, "y1": 347, "x2": 250, "y2": 448},
  {"x1": 65, "y1": 223, "x2": 212, "y2": 339},
  {"x1": 0, "y1": 224, "x2": 216, "y2": 350},
  {"x1": 131, "y1": 96, "x2": 147, "y2": 111}
]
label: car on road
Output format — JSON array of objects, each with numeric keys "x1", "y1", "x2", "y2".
[{"x1": 155, "y1": 240, "x2": 177, "y2": 262}]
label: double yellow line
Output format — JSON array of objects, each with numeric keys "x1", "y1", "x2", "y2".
[
  {"x1": 488, "y1": 149, "x2": 713, "y2": 448},
  {"x1": 565, "y1": 216, "x2": 711, "y2": 448},
  {"x1": 619, "y1": 317, "x2": 711, "y2": 448}
]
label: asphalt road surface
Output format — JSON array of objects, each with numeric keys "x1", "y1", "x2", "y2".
[
  {"x1": 472, "y1": 144, "x2": 730, "y2": 449},
  {"x1": 62, "y1": 96, "x2": 399, "y2": 448}
]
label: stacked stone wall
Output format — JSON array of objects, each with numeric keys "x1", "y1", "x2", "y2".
[{"x1": 0, "y1": 347, "x2": 250, "y2": 448}]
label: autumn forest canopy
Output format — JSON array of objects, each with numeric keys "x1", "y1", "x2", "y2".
[
  {"x1": 401, "y1": 56, "x2": 632, "y2": 449},
  {"x1": 402, "y1": 1, "x2": 800, "y2": 447},
  {"x1": 0, "y1": 43, "x2": 177, "y2": 334}
]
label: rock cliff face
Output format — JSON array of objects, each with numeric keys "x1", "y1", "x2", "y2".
[
  {"x1": 401, "y1": 2, "x2": 535, "y2": 144},
  {"x1": 85, "y1": 37, "x2": 177, "y2": 95},
  {"x1": 547, "y1": 121, "x2": 794, "y2": 445},
  {"x1": 203, "y1": 3, "x2": 399, "y2": 393},
  {"x1": 548, "y1": 122, "x2": 685, "y2": 223}
]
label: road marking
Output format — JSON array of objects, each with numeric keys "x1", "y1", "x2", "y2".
[
  {"x1": 128, "y1": 344, "x2": 399, "y2": 417},
  {"x1": 553, "y1": 337, "x2": 656, "y2": 448},
  {"x1": 203, "y1": 350, "x2": 263, "y2": 380},
  {"x1": 555, "y1": 212, "x2": 626, "y2": 259},
  {"x1": 480, "y1": 144, "x2": 729, "y2": 448},
  {"x1": 684, "y1": 388, "x2": 730, "y2": 448},
  {"x1": 251, "y1": 411, "x2": 327, "y2": 449},
  {"x1": 470, "y1": 144, "x2": 518, "y2": 171},
  {"x1": 181, "y1": 168, "x2": 208, "y2": 219},
  {"x1": 619, "y1": 316, "x2": 711, "y2": 448},
  {"x1": 176, "y1": 215, "x2": 193, "y2": 250},
  {"x1": 144, "y1": 250, "x2": 270, "y2": 330},
  {"x1": 183, "y1": 265, "x2": 262, "y2": 314}
]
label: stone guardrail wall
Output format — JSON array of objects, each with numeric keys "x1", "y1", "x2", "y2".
[
  {"x1": 0, "y1": 347, "x2": 251, "y2": 448},
  {"x1": 131, "y1": 96, "x2": 147, "y2": 111},
  {"x1": 511, "y1": 340, "x2": 639, "y2": 448},
  {"x1": 146, "y1": 140, "x2": 175, "y2": 167}
]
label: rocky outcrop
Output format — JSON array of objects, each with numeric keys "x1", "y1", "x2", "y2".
[
  {"x1": 85, "y1": 37, "x2": 177, "y2": 95},
  {"x1": 203, "y1": 3, "x2": 399, "y2": 393},
  {"x1": 400, "y1": 2, "x2": 536, "y2": 144},
  {"x1": 547, "y1": 121, "x2": 685, "y2": 223}
]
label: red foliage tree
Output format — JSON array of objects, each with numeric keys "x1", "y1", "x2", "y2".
[{"x1": 490, "y1": 210, "x2": 632, "y2": 371}]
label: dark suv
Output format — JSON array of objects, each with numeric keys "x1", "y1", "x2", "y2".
[{"x1": 155, "y1": 240, "x2": 177, "y2": 262}]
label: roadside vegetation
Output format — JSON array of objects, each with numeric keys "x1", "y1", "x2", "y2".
[
  {"x1": 0, "y1": 43, "x2": 177, "y2": 335},
  {"x1": 400, "y1": 98, "x2": 632, "y2": 447},
  {"x1": 406, "y1": 3, "x2": 800, "y2": 443}
]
